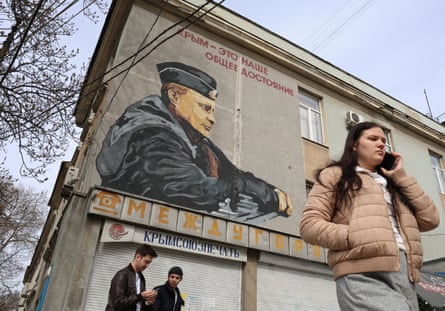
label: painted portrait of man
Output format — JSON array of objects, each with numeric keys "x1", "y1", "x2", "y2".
[{"x1": 96, "y1": 62, "x2": 293, "y2": 224}]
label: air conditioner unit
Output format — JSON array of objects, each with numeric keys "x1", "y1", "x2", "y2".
[
  {"x1": 345, "y1": 111, "x2": 364, "y2": 125},
  {"x1": 64, "y1": 166, "x2": 79, "y2": 186}
]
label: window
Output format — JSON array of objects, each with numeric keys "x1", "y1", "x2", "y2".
[
  {"x1": 430, "y1": 151, "x2": 445, "y2": 194},
  {"x1": 299, "y1": 89, "x2": 323, "y2": 144},
  {"x1": 383, "y1": 129, "x2": 393, "y2": 152}
]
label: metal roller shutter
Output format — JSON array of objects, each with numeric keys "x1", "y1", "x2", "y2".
[
  {"x1": 84, "y1": 242, "x2": 242, "y2": 310},
  {"x1": 257, "y1": 263, "x2": 339, "y2": 311}
]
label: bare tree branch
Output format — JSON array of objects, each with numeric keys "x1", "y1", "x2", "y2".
[
  {"x1": 0, "y1": 0, "x2": 109, "y2": 180},
  {"x1": 0, "y1": 167, "x2": 48, "y2": 306}
]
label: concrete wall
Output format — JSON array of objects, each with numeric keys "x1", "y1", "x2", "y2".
[{"x1": 41, "y1": 195, "x2": 102, "y2": 310}]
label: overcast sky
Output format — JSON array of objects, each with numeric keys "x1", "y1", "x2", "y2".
[
  {"x1": 224, "y1": 0, "x2": 444, "y2": 119},
  {"x1": 12, "y1": 0, "x2": 444, "y2": 192}
]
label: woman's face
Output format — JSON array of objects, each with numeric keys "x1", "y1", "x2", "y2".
[{"x1": 353, "y1": 126, "x2": 386, "y2": 171}]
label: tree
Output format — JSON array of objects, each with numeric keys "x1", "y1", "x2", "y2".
[
  {"x1": 0, "y1": 0, "x2": 109, "y2": 181},
  {"x1": 0, "y1": 167, "x2": 48, "y2": 309},
  {"x1": 0, "y1": 291, "x2": 20, "y2": 311}
]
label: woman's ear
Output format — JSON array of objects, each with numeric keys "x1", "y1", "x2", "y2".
[{"x1": 352, "y1": 143, "x2": 357, "y2": 151}]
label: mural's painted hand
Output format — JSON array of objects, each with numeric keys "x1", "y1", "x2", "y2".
[{"x1": 274, "y1": 188, "x2": 293, "y2": 216}]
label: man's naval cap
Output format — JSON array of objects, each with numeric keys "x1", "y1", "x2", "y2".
[{"x1": 157, "y1": 62, "x2": 218, "y2": 100}]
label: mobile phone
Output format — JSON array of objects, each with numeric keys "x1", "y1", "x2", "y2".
[{"x1": 380, "y1": 152, "x2": 396, "y2": 170}]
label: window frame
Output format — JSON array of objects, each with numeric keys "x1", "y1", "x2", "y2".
[
  {"x1": 383, "y1": 128, "x2": 393, "y2": 152},
  {"x1": 299, "y1": 89, "x2": 324, "y2": 144},
  {"x1": 429, "y1": 151, "x2": 445, "y2": 194}
]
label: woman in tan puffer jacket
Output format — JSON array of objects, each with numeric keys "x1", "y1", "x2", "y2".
[{"x1": 300, "y1": 121, "x2": 439, "y2": 311}]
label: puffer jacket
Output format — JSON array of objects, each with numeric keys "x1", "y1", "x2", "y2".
[{"x1": 300, "y1": 166, "x2": 439, "y2": 282}]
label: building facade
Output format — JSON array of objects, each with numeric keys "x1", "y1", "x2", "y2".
[{"x1": 20, "y1": 0, "x2": 445, "y2": 310}]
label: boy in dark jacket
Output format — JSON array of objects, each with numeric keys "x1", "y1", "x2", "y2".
[{"x1": 150, "y1": 266, "x2": 184, "y2": 311}]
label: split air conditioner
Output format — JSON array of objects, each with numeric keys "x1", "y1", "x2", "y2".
[
  {"x1": 64, "y1": 166, "x2": 79, "y2": 186},
  {"x1": 345, "y1": 111, "x2": 364, "y2": 126}
]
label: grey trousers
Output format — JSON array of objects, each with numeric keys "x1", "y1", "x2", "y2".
[{"x1": 336, "y1": 251, "x2": 419, "y2": 311}]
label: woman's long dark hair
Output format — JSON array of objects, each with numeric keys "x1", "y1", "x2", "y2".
[{"x1": 315, "y1": 121, "x2": 415, "y2": 213}]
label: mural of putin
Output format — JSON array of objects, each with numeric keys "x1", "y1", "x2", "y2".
[{"x1": 96, "y1": 62, "x2": 293, "y2": 224}]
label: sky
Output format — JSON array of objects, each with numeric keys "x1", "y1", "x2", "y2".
[
  {"x1": 10, "y1": 0, "x2": 445, "y2": 193},
  {"x1": 223, "y1": 0, "x2": 444, "y2": 119}
]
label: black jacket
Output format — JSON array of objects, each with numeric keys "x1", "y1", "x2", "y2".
[
  {"x1": 105, "y1": 264, "x2": 149, "y2": 311},
  {"x1": 150, "y1": 282, "x2": 184, "y2": 311}
]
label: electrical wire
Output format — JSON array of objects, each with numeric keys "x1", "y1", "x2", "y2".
[
  {"x1": 23, "y1": 1, "x2": 98, "y2": 42},
  {"x1": 312, "y1": 0, "x2": 374, "y2": 52},
  {"x1": 105, "y1": 0, "x2": 170, "y2": 111},
  {"x1": 0, "y1": 0, "x2": 98, "y2": 134},
  {"x1": 0, "y1": 0, "x2": 100, "y2": 89},
  {"x1": 301, "y1": 0, "x2": 356, "y2": 48},
  {"x1": 302, "y1": 0, "x2": 374, "y2": 53},
  {"x1": 80, "y1": 0, "x2": 225, "y2": 102},
  {"x1": 0, "y1": 0, "x2": 45, "y2": 86},
  {"x1": 32, "y1": 0, "x2": 225, "y2": 123}
]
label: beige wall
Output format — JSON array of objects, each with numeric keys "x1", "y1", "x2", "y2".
[{"x1": 302, "y1": 139, "x2": 330, "y2": 183}]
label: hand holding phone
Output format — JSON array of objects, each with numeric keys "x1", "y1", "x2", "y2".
[
  {"x1": 144, "y1": 289, "x2": 158, "y2": 305},
  {"x1": 380, "y1": 152, "x2": 396, "y2": 170}
]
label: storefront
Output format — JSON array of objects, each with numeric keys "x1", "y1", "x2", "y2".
[
  {"x1": 83, "y1": 220, "x2": 340, "y2": 311},
  {"x1": 82, "y1": 217, "x2": 444, "y2": 311},
  {"x1": 82, "y1": 187, "x2": 340, "y2": 310},
  {"x1": 257, "y1": 252, "x2": 338, "y2": 310},
  {"x1": 84, "y1": 220, "x2": 245, "y2": 310}
]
